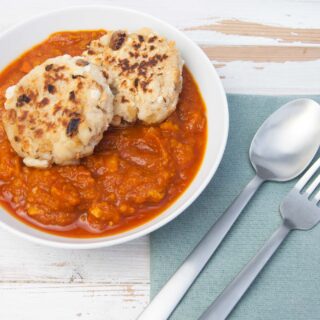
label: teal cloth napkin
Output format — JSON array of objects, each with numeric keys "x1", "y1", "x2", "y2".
[{"x1": 151, "y1": 94, "x2": 320, "y2": 320}]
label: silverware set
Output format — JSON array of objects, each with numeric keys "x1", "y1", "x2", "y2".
[{"x1": 138, "y1": 99, "x2": 320, "y2": 320}]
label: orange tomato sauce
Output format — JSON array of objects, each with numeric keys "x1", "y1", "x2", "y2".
[{"x1": 0, "y1": 31, "x2": 207, "y2": 237}]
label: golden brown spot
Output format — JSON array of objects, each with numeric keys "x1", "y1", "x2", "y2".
[
  {"x1": 129, "y1": 51, "x2": 139, "y2": 58},
  {"x1": 87, "y1": 49, "x2": 95, "y2": 55},
  {"x1": 29, "y1": 115, "x2": 36, "y2": 124},
  {"x1": 16, "y1": 94, "x2": 31, "y2": 107},
  {"x1": 7, "y1": 109, "x2": 17, "y2": 122},
  {"x1": 18, "y1": 125, "x2": 25, "y2": 134},
  {"x1": 121, "y1": 96, "x2": 129, "y2": 103},
  {"x1": 47, "y1": 84, "x2": 56, "y2": 94},
  {"x1": 18, "y1": 110, "x2": 29, "y2": 121},
  {"x1": 108, "y1": 56, "x2": 116, "y2": 64},
  {"x1": 138, "y1": 35, "x2": 144, "y2": 42},
  {"x1": 46, "y1": 122, "x2": 55, "y2": 130},
  {"x1": 96, "y1": 105, "x2": 106, "y2": 114},
  {"x1": 102, "y1": 71, "x2": 109, "y2": 80},
  {"x1": 148, "y1": 35, "x2": 158, "y2": 43},
  {"x1": 69, "y1": 91, "x2": 76, "y2": 101},
  {"x1": 66, "y1": 118, "x2": 81, "y2": 137},
  {"x1": 72, "y1": 74, "x2": 85, "y2": 79},
  {"x1": 39, "y1": 97, "x2": 50, "y2": 107},
  {"x1": 140, "y1": 80, "x2": 151, "y2": 92},
  {"x1": 75, "y1": 59, "x2": 89, "y2": 66},
  {"x1": 52, "y1": 65, "x2": 65, "y2": 72},
  {"x1": 77, "y1": 81, "x2": 84, "y2": 90},
  {"x1": 34, "y1": 128, "x2": 44, "y2": 138},
  {"x1": 53, "y1": 104, "x2": 62, "y2": 115},
  {"x1": 45, "y1": 64, "x2": 53, "y2": 71},
  {"x1": 133, "y1": 42, "x2": 141, "y2": 49},
  {"x1": 110, "y1": 31, "x2": 127, "y2": 50}
]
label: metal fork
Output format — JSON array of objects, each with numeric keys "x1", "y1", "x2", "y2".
[{"x1": 199, "y1": 157, "x2": 320, "y2": 320}]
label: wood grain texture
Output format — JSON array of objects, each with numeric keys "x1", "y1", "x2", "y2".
[
  {"x1": 187, "y1": 20, "x2": 320, "y2": 44},
  {"x1": 0, "y1": 232, "x2": 149, "y2": 284},
  {"x1": 0, "y1": 1, "x2": 320, "y2": 320},
  {"x1": 203, "y1": 45, "x2": 320, "y2": 62},
  {"x1": 1, "y1": 283, "x2": 148, "y2": 320},
  {"x1": 0, "y1": 228, "x2": 149, "y2": 319}
]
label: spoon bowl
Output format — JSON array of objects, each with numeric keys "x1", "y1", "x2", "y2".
[{"x1": 250, "y1": 99, "x2": 320, "y2": 181}]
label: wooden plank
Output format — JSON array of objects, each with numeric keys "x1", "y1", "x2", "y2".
[
  {"x1": 0, "y1": 228, "x2": 149, "y2": 319},
  {"x1": 0, "y1": 229, "x2": 149, "y2": 283},
  {"x1": 0, "y1": 283, "x2": 148, "y2": 320},
  {"x1": 212, "y1": 60, "x2": 320, "y2": 95},
  {"x1": 187, "y1": 20, "x2": 320, "y2": 44},
  {"x1": 204, "y1": 44, "x2": 320, "y2": 94},
  {"x1": 203, "y1": 45, "x2": 320, "y2": 62}
]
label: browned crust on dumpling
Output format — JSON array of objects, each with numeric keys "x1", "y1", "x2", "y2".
[
  {"x1": 3, "y1": 55, "x2": 114, "y2": 168},
  {"x1": 83, "y1": 28, "x2": 183, "y2": 125}
]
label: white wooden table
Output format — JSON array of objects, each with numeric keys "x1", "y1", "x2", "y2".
[{"x1": 1, "y1": 1, "x2": 320, "y2": 319}]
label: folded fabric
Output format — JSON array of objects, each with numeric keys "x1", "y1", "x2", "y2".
[{"x1": 151, "y1": 94, "x2": 320, "y2": 320}]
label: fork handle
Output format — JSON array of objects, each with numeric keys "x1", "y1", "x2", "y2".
[
  {"x1": 138, "y1": 175, "x2": 264, "y2": 320},
  {"x1": 199, "y1": 223, "x2": 291, "y2": 320}
]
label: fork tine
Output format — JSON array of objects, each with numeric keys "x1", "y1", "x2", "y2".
[
  {"x1": 305, "y1": 174, "x2": 320, "y2": 196},
  {"x1": 314, "y1": 189, "x2": 320, "y2": 202},
  {"x1": 295, "y1": 157, "x2": 320, "y2": 191}
]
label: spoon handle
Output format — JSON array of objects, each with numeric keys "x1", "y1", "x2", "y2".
[
  {"x1": 138, "y1": 175, "x2": 264, "y2": 320},
  {"x1": 199, "y1": 223, "x2": 291, "y2": 320}
]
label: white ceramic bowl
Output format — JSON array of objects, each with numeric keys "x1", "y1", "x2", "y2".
[{"x1": 0, "y1": 5, "x2": 229, "y2": 249}]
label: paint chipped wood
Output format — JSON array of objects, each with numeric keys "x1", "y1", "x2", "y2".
[
  {"x1": 203, "y1": 45, "x2": 320, "y2": 62},
  {"x1": 186, "y1": 19, "x2": 320, "y2": 45}
]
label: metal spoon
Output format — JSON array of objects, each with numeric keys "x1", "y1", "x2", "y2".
[{"x1": 138, "y1": 99, "x2": 320, "y2": 320}]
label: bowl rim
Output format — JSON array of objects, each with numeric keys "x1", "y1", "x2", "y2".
[{"x1": 0, "y1": 4, "x2": 229, "y2": 249}]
